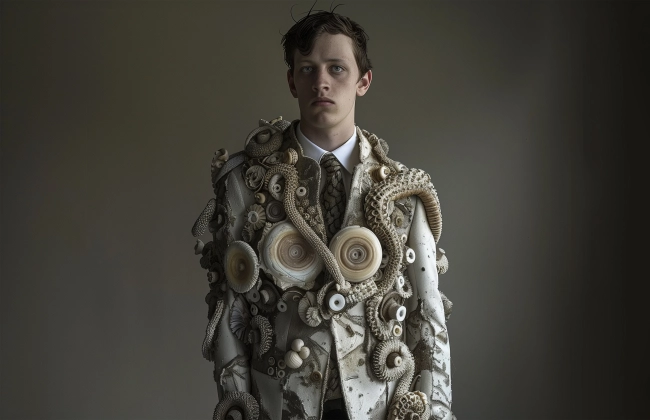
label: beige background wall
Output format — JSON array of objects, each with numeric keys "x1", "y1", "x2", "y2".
[{"x1": 1, "y1": 1, "x2": 647, "y2": 419}]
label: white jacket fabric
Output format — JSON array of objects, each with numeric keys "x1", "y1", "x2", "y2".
[{"x1": 194, "y1": 118, "x2": 454, "y2": 420}]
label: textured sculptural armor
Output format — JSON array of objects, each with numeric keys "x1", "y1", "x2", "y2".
[{"x1": 192, "y1": 117, "x2": 454, "y2": 420}]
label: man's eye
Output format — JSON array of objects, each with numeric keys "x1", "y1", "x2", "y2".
[
  {"x1": 331, "y1": 65, "x2": 344, "y2": 73},
  {"x1": 300, "y1": 66, "x2": 313, "y2": 73}
]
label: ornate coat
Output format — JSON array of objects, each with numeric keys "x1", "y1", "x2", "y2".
[{"x1": 192, "y1": 117, "x2": 454, "y2": 420}]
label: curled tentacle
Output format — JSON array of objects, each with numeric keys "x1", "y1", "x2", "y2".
[
  {"x1": 371, "y1": 339, "x2": 415, "y2": 400},
  {"x1": 250, "y1": 315, "x2": 272, "y2": 357},
  {"x1": 366, "y1": 295, "x2": 399, "y2": 341},
  {"x1": 212, "y1": 391, "x2": 259, "y2": 420},
  {"x1": 192, "y1": 198, "x2": 216, "y2": 237},
  {"x1": 365, "y1": 168, "x2": 442, "y2": 297},
  {"x1": 202, "y1": 299, "x2": 224, "y2": 361}
]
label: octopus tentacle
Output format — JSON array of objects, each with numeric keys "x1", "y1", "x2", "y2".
[
  {"x1": 202, "y1": 299, "x2": 224, "y2": 361},
  {"x1": 366, "y1": 295, "x2": 398, "y2": 341},
  {"x1": 192, "y1": 198, "x2": 216, "y2": 237},
  {"x1": 249, "y1": 315, "x2": 273, "y2": 357},
  {"x1": 364, "y1": 168, "x2": 442, "y2": 297}
]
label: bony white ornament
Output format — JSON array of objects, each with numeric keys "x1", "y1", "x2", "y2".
[
  {"x1": 404, "y1": 247, "x2": 416, "y2": 264},
  {"x1": 298, "y1": 346, "x2": 310, "y2": 360},
  {"x1": 328, "y1": 292, "x2": 346, "y2": 312},
  {"x1": 284, "y1": 350, "x2": 303, "y2": 369},
  {"x1": 385, "y1": 301, "x2": 407, "y2": 322},
  {"x1": 291, "y1": 339, "x2": 304, "y2": 353}
]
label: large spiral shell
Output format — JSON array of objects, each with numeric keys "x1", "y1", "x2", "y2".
[
  {"x1": 224, "y1": 241, "x2": 260, "y2": 293},
  {"x1": 329, "y1": 226, "x2": 382, "y2": 283},
  {"x1": 259, "y1": 221, "x2": 324, "y2": 290},
  {"x1": 212, "y1": 391, "x2": 259, "y2": 420}
]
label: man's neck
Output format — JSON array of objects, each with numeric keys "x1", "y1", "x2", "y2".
[{"x1": 298, "y1": 120, "x2": 356, "y2": 152}]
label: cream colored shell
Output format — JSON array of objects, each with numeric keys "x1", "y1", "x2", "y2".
[
  {"x1": 329, "y1": 226, "x2": 382, "y2": 283},
  {"x1": 284, "y1": 350, "x2": 303, "y2": 369},
  {"x1": 259, "y1": 221, "x2": 324, "y2": 290},
  {"x1": 224, "y1": 241, "x2": 259, "y2": 293}
]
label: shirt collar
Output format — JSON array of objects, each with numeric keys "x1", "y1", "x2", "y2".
[{"x1": 296, "y1": 123, "x2": 360, "y2": 174}]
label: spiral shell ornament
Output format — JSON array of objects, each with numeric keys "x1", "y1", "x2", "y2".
[
  {"x1": 212, "y1": 391, "x2": 259, "y2": 420},
  {"x1": 437, "y1": 247, "x2": 449, "y2": 274},
  {"x1": 224, "y1": 241, "x2": 260, "y2": 293},
  {"x1": 259, "y1": 221, "x2": 324, "y2": 290},
  {"x1": 265, "y1": 200, "x2": 286, "y2": 223},
  {"x1": 244, "y1": 165, "x2": 266, "y2": 191},
  {"x1": 298, "y1": 291, "x2": 321, "y2": 327},
  {"x1": 388, "y1": 391, "x2": 429, "y2": 420},
  {"x1": 329, "y1": 226, "x2": 382, "y2": 283}
]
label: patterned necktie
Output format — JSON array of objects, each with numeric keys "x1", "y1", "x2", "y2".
[{"x1": 320, "y1": 152, "x2": 347, "y2": 242}]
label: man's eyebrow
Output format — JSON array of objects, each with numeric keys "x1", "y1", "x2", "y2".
[{"x1": 296, "y1": 58, "x2": 349, "y2": 64}]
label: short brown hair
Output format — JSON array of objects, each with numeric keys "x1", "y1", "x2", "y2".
[{"x1": 281, "y1": 11, "x2": 372, "y2": 78}]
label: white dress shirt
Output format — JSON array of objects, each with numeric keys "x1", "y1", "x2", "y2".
[{"x1": 296, "y1": 123, "x2": 360, "y2": 197}]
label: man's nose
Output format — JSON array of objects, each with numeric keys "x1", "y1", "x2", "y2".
[{"x1": 312, "y1": 69, "x2": 330, "y2": 92}]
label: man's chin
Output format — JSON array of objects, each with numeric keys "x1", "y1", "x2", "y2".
[{"x1": 301, "y1": 113, "x2": 340, "y2": 129}]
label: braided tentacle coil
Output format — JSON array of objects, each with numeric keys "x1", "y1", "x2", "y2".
[
  {"x1": 263, "y1": 163, "x2": 349, "y2": 292},
  {"x1": 201, "y1": 299, "x2": 224, "y2": 361},
  {"x1": 212, "y1": 391, "x2": 260, "y2": 420},
  {"x1": 249, "y1": 315, "x2": 272, "y2": 357},
  {"x1": 192, "y1": 198, "x2": 216, "y2": 237},
  {"x1": 365, "y1": 168, "x2": 442, "y2": 297}
]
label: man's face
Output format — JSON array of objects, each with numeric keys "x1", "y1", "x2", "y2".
[{"x1": 287, "y1": 33, "x2": 371, "y2": 135}]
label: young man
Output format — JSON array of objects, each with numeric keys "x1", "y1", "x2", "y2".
[{"x1": 192, "y1": 10, "x2": 455, "y2": 420}]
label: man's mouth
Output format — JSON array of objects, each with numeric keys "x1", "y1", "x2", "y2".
[{"x1": 312, "y1": 97, "x2": 335, "y2": 105}]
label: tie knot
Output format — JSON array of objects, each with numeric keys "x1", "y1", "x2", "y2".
[{"x1": 321, "y1": 152, "x2": 342, "y2": 171}]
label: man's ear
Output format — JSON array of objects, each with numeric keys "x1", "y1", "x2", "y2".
[
  {"x1": 356, "y1": 69, "x2": 372, "y2": 97},
  {"x1": 287, "y1": 69, "x2": 298, "y2": 98}
]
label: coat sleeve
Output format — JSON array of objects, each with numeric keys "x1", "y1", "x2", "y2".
[
  {"x1": 200, "y1": 169, "x2": 253, "y2": 402},
  {"x1": 405, "y1": 196, "x2": 454, "y2": 420}
]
